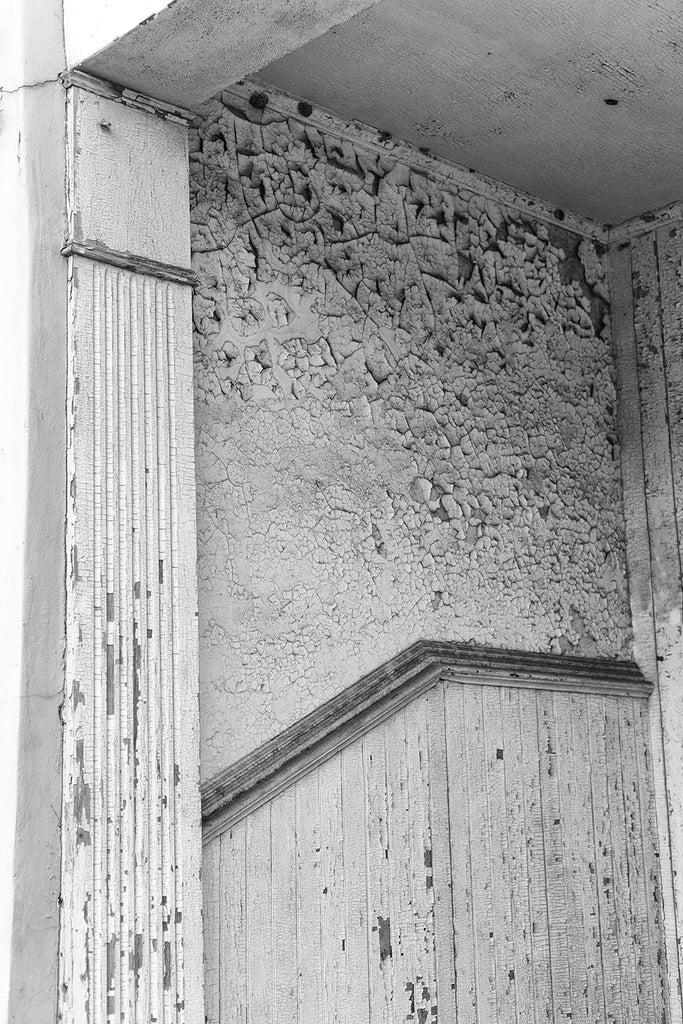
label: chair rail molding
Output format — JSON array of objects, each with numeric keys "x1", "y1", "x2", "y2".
[{"x1": 202, "y1": 640, "x2": 650, "y2": 840}]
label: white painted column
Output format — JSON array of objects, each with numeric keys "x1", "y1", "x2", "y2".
[
  {"x1": 1, "y1": 1, "x2": 69, "y2": 1020},
  {"x1": 58, "y1": 77, "x2": 204, "y2": 1023}
]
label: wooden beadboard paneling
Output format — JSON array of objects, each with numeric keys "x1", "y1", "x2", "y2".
[
  {"x1": 204, "y1": 680, "x2": 666, "y2": 1024},
  {"x1": 202, "y1": 642, "x2": 650, "y2": 838}
]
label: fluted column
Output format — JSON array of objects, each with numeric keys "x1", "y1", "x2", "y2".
[{"x1": 59, "y1": 75, "x2": 203, "y2": 1024}]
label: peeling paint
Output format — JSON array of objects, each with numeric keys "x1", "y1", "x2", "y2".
[
  {"x1": 190, "y1": 89, "x2": 632, "y2": 780},
  {"x1": 376, "y1": 915, "x2": 392, "y2": 965}
]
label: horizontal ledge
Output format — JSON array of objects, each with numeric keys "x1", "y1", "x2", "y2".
[
  {"x1": 60, "y1": 69, "x2": 197, "y2": 125},
  {"x1": 201, "y1": 640, "x2": 651, "y2": 840},
  {"x1": 62, "y1": 240, "x2": 197, "y2": 286}
]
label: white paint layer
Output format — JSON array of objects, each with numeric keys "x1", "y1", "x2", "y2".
[
  {"x1": 68, "y1": 87, "x2": 192, "y2": 267},
  {"x1": 0, "y1": 83, "x2": 29, "y2": 1024},
  {"x1": 609, "y1": 229, "x2": 683, "y2": 1021},
  {"x1": 203, "y1": 678, "x2": 668, "y2": 1024},
  {"x1": 1, "y1": 55, "x2": 68, "y2": 1024},
  {"x1": 59, "y1": 85, "x2": 203, "y2": 1023}
]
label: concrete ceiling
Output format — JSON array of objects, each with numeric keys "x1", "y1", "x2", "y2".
[{"x1": 255, "y1": 0, "x2": 683, "y2": 225}]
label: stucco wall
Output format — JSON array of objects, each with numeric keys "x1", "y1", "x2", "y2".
[{"x1": 190, "y1": 87, "x2": 632, "y2": 781}]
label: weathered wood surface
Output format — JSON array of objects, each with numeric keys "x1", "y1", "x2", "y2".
[
  {"x1": 60, "y1": 251, "x2": 203, "y2": 1024},
  {"x1": 202, "y1": 640, "x2": 650, "y2": 837},
  {"x1": 609, "y1": 228, "x2": 683, "y2": 1022},
  {"x1": 59, "y1": 81, "x2": 204, "y2": 1024},
  {"x1": 203, "y1": 680, "x2": 666, "y2": 1024}
]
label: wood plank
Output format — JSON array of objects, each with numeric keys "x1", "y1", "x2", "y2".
[
  {"x1": 363, "y1": 727, "x2": 394, "y2": 1024},
  {"x1": 655, "y1": 226, "x2": 683, "y2": 1015},
  {"x1": 587, "y1": 696, "x2": 624, "y2": 1024},
  {"x1": 444, "y1": 683, "x2": 477, "y2": 1024},
  {"x1": 203, "y1": 681, "x2": 671, "y2": 1024},
  {"x1": 519, "y1": 690, "x2": 553, "y2": 1024},
  {"x1": 70, "y1": 87, "x2": 191, "y2": 267},
  {"x1": 482, "y1": 686, "x2": 516, "y2": 1024},
  {"x1": 609, "y1": 224, "x2": 678, "y2": 1022},
  {"x1": 536, "y1": 692, "x2": 572, "y2": 1023},
  {"x1": 296, "y1": 770, "x2": 323, "y2": 1024},
  {"x1": 501, "y1": 686, "x2": 536, "y2": 1024},
  {"x1": 405, "y1": 697, "x2": 438, "y2": 1024},
  {"x1": 551, "y1": 692, "x2": 591, "y2": 1024},
  {"x1": 657, "y1": 225, "x2": 683, "y2": 570},
  {"x1": 617, "y1": 699, "x2": 655, "y2": 1022},
  {"x1": 463, "y1": 683, "x2": 497, "y2": 1024},
  {"x1": 220, "y1": 822, "x2": 247, "y2": 1024},
  {"x1": 341, "y1": 740, "x2": 370, "y2": 1024},
  {"x1": 271, "y1": 788, "x2": 298, "y2": 1024},
  {"x1": 246, "y1": 803, "x2": 273, "y2": 1024},
  {"x1": 425, "y1": 684, "x2": 457, "y2": 1024},
  {"x1": 319, "y1": 756, "x2": 347, "y2": 1024},
  {"x1": 604, "y1": 697, "x2": 639, "y2": 1024},
  {"x1": 631, "y1": 229, "x2": 683, "y2": 1017},
  {"x1": 634, "y1": 698, "x2": 670, "y2": 1024},
  {"x1": 559, "y1": 694, "x2": 604, "y2": 1024},
  {"x1": 384, "y1": 709, "x2": 417, "y2": 1023},
  {"x1": 203, "y1": 837, "x2": 220, "y2": 1024}
]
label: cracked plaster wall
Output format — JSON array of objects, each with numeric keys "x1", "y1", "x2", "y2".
[{"x1": 190, "y1": 90, "x2": 632, "y2": 782}]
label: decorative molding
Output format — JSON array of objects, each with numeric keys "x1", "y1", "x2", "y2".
[
  {"x1": 60, "y1": 69, "x2": 197, "y2": 124},
  {"x1": 62, "y1": 239, "x2": 197, "y2": 287},
  {"x1": 60, "y1": 257, "x2": 203, "y2": 1023},
  {"x1": 607, "y1": 200, "x2": 683, "y2": 245},
  {"x1": 201, "y1": 640, "x2": 650, "y2": 840},
  {"x1": 226, "y1": 80, "x2": 609, "y2": 243}
]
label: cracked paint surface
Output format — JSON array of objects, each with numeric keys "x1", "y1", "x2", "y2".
[{"x1": 190, "y1": 90, "x2": 631, "y2": 780}]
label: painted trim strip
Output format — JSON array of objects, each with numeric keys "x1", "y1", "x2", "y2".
[
  {"x1": 62, "y1": 239, "x2": 196, "y2": 287},
  {"x1": 201, "y1": 639, "x2": 650, "y2": 839},
  {"x1": 60, "y1": 69, "x2": 197, "y2": 124},
  {"x1": 607, "y1": 201, "x2": 683, "y2": 244}
]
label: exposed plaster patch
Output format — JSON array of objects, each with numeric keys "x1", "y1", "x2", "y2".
[{"x1": 190, "y1": 93, "x2": 632, "y2": 780}]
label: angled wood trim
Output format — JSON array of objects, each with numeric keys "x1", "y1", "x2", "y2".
[{"x1": 202, "y1": 641, "x2": 650, "y2": 840}]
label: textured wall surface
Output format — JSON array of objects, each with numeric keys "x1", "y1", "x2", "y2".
[
  {"x1": 190, "y1": 89, "x2": 632, "y2": 780},
  {"x1": 203, "y1": 680, "x2": 668, "y2": 1024}
]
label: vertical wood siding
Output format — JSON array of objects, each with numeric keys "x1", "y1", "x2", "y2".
[
  {"x1": 609, "y1": 228, "x2": 683, "y2": 1022},
  {"x1": 61, "y1": 256, "x2": 203, "y2": 1024},
  {"x1": 203, "y1": 683, "x2": 667, "y2": 1024}
]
